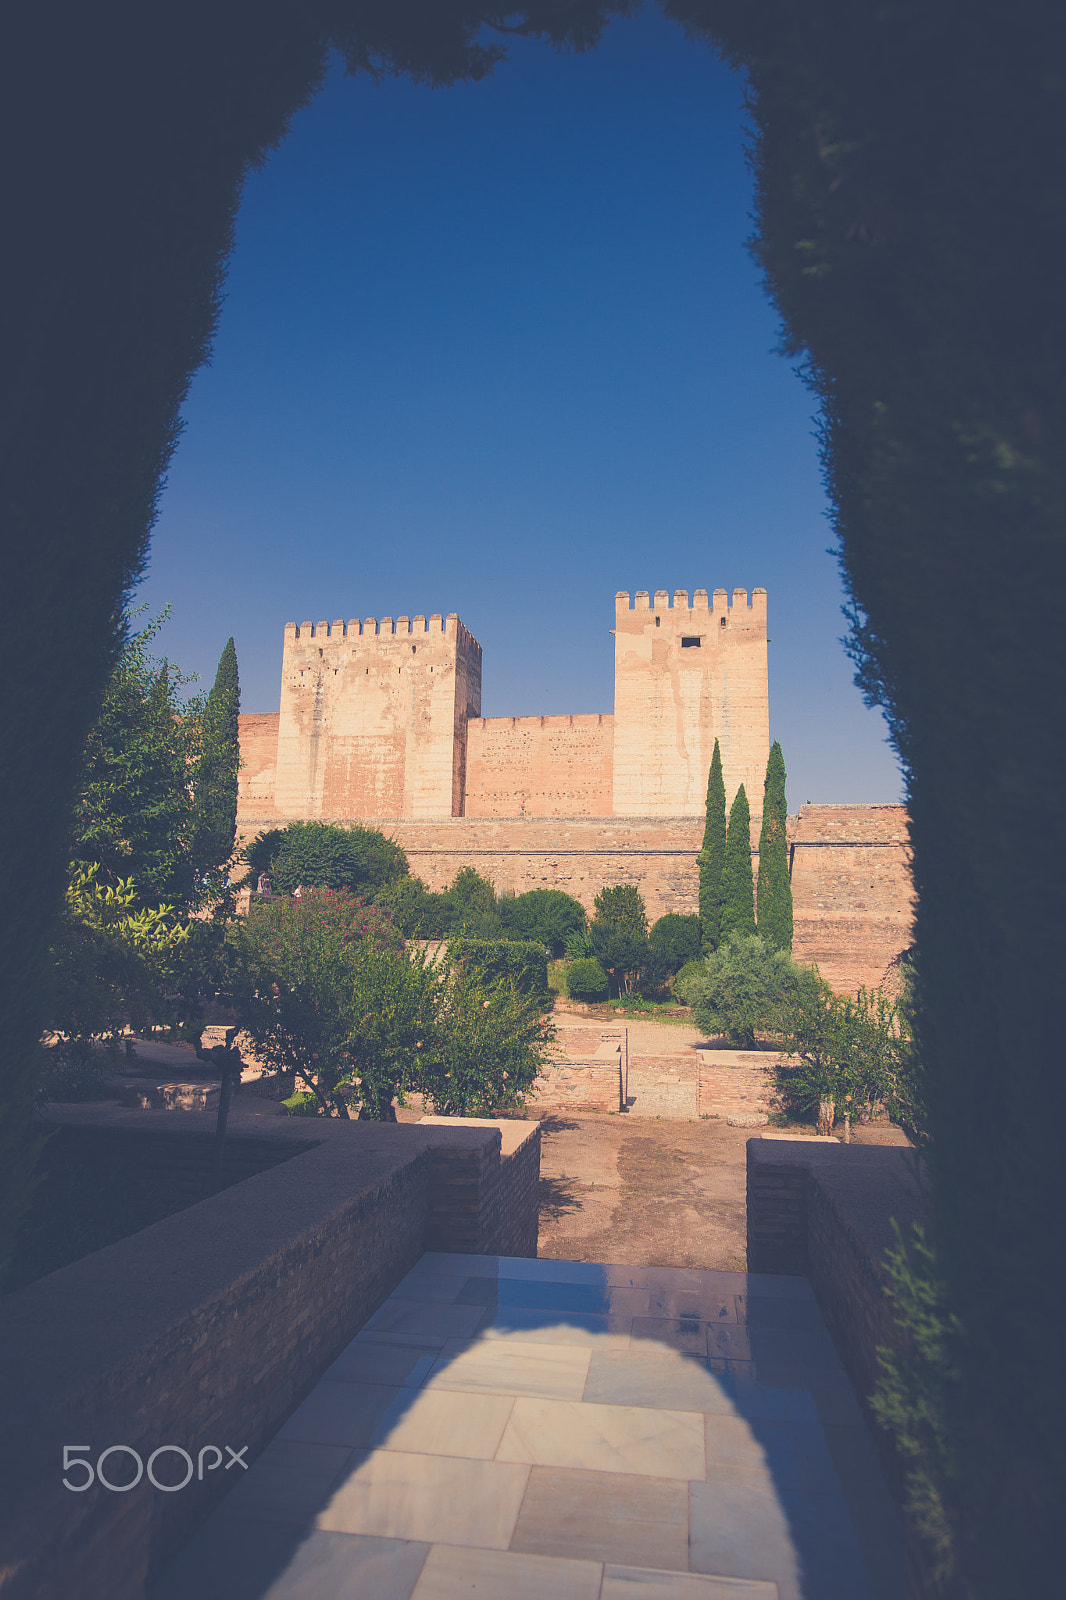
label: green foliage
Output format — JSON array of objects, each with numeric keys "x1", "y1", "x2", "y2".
[
  {"x1": 564, "y1": 928, "x2": 594, "y2": 961},
  {"x1": 190, "y1": 637, "x2": 240, "y2": 885},
  {"x1": 776, "y1": 979, "x2": 920, "y2": 1137},
  {"x1": 72, "y1": 612, "x2": 206, "y2": 913},
  {"x1": 498, "y1": 887, "x2": 587, "y2": 956},
  {"x1": 268, "y1": 821, "x2": 408, "y2": 898},
  {"x1": 692, "y1": 934, "x2": 807, "y2": 1049},
  {"x1": 0, "y1": 0, "x2": 635, "y2": 1289},
  {"x1": 719, "y1": 785, "x2": 755, "y2": 941},
  {"x1": 235, "y1": 887, "x2": 552, "y2": 1121},
  {"x1": 672, "y1": 957, "x2": 710, "y2": 1006},
  {"x1": 870, "y1": 1224, "x2": 961, "y2": 1589},
  {"x1": 233, "y1": 887, "x2": 414, "y2": 1120},
  {"x1": 446, "y1": 866, "x2": 503, "y2": 937},
  {"x1": 698, "y1": 738, "x2": 727, "y2": 950},
  {"x1": 565, "y1": 957, "x2": 610, "y2": 1002},
  {"x1": 240, "y1": 828, "x2": 286, "y2": 891},
  {"x1": 374, "y1": 874, "x2": 453, "y2": 939},
  {"x1": 418, "y1": 966, "x2": 554, "y2": 1117},
  {"x1": 649, "y1": 913, "x2": 703, "y2": 975},
  {"x1": 449, "y1": 939, "x2": 549, "y2": 1000},
  {"x1": 660, "y1": 4, "x2": 1066, "y2": 1585},
  {"x1": 44, "y1": 866, "x2": 190, "y2": 1069},
  {"x1": 593, "y1": 882, "x2": 648, "y2": 939},
  {"x1": 756, "y1": 742, "x2": 792, "y2": 952}
]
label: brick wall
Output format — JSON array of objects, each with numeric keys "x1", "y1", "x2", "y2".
[
  {"x1": 236, "y1": 713, "x2": 279, "y2": 814},
  {"x1": 0, "y1": 1107, "x2": 539, "y2": 1600},
  {"x1": 697, "y1": 1051, "x2": 776, "y2": 1122},
  {"x1": 746, "y1": 1137, "x2": 931, "y2": 1594},
  {"x1": 464, "y1": 714, "x2": 613, "y2": 817}
]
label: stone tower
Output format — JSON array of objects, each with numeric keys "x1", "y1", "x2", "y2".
[
  {"x1": 272, "y1": 613, "x2": 482, "y2": 819},
  {"x1": 611, "y1": 587, "x2": 769, "y2": 816}
]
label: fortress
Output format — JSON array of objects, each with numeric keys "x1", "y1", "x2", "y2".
[{"x1": 237, "y1": 585, "x2": 913, "y2": 993}]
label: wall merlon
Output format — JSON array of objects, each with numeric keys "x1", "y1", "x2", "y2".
[
  {"x1": 673, "y1": 588, "x2": 689, "y2": 609},
  {"x1": 693, "y1": 588, "x2": 709, "y2": 608},
  {"x1": 654, "y1": 589, "x2": 670, "y2": 608}
]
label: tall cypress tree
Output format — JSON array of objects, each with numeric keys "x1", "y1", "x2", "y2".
[
  {"x1": 191, "y1": 638, "x2": 240, "y2": 882},
  {"x1": 698, "y1": 739, "x2": 727, "y2": 951},
  {"x1": 719, "y1": 784, "x2": 756, "y2": 941},
  {"x1": 756, "y1": 741, "x2": 793, "y2": 952}
]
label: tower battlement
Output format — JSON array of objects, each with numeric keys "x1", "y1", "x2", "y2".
[{"x1": 253, "y1": 584, "x2": 767, "y2": 821}]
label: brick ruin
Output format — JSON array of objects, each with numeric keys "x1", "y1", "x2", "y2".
[{"x1": 236, "y1": 586, "x2": 913, "y2": 993}]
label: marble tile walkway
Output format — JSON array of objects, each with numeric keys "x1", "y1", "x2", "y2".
[{"x1": 151, "y1": 1256, "x2": 905, "y2": 1600}]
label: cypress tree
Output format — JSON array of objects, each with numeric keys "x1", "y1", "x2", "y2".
[
  {"x1": 719, "y1": 785, "x2": 756, "y2": 941},
  {"x1": 756, "y1": 741, "x2": 793, "y2": 952},
  {"x1": 191, "y1": 638, "x2": 240, "y2": 881},
  {"x1": 698, "y1": 739, "x2": 727, "y2": 950}
]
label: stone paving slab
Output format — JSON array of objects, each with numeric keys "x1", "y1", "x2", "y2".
[{"x1": 150, "y1": 1255, "x2": 905, "y2": 1600}]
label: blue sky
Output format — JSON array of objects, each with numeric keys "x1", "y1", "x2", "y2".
[{"x1": 136, "y1": 5, "x2": 903, "y2": 811}]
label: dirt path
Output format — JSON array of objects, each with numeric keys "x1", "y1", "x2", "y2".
[{"x1": 535, "y1": 1113, "x2": 753, "y2": 1273}]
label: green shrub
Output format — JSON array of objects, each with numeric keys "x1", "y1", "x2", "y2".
[
  {"x1": 672, "y1": 957, "x2": 710, "y2": 1006},
  {"x1": 693, "y1": 934, "x2": 808, "y2": 1048},
  {"x1": 566, "y1": 957, "x2": 609, "y2": 1001},
  {"x1": 498, "y1": 888, "x2": 586, "y2": 956},
  {"x1": 252, "y1": 821, "x2": 408, "y2": 898},
  {"x1": 649, "y1": 913, "x2": 703, "y2": 974},
  {"x1": 449, "y1": 938, "x2": 548, "y2": 999},
  {"x1": 418, "y1": 964, "x2": 555, "y2": 1118}
]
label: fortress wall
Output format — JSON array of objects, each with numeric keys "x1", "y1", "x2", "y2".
[
  {"x1": 788, "y1": 804, "x2": 914, "y2": 994},
  {"x1": 464, "y1": 714, "x2": 614, "y2": 817},
  {"x1": 612, "y1": 587, "x2": 769, "y2": 817},
  {"x1": 236, "y1": 713, "x2": 279, "y2": 815},
  {"x1": 233, "y1": 805, "x2": 914, "y2": 996}
]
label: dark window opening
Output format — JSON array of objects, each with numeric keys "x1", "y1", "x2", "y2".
[
  {"x1": 681, "y1": 636, "x2": 701, "y2": 648},
  {"x1": 655, "y1": 616, "x2": 660, "y2": 627},
  {"x1": 720, "y1": 616, "x2": 728, "y2": 627}
]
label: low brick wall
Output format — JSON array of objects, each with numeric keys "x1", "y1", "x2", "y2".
[
  {"x1": 746, "y1": 1137, "x2": 930, "y2": 1595},
  {"x1": 528, "y1": 1060, "x2": 622, "y2": 1114},
  {"x1": 0, "y1": 1103, "x2": 540, "y2": 1600},
  {"x1": 697, "y1": 1050, "x2": 776, "y2": 1122}
]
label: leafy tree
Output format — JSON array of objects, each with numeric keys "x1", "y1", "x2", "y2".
[
  {"x1": 41, "y1": 867, "x2": 191, "y2": 1100},
  {"x1": 446, "y1": 866, "x2": 502, "y2": 937},
  {"x1": 498, "y1": 887, "x2": 586, "y2": 956},
  {"x1": 673, "y1": 956, "x2": 710, "y2": 1006},
  {"x1": 419, "y1": 966, "x2": 554, "y2": 1117},
  {"x1": 649, "y1": 913, "x2": 703, "y2": 974},
  {"x1": 190, "y1": 636, "x2": 240, "y2": 887},
  {"x1": 72, "y1": 613, "x2": 203, "y2": 913},
  {"x1": 719, "y1": 785, "x2": 755, "y2": 940},
  {"x1": 234, "y1": 888, "x2": 412, "y2": 1120},
  {"x1": 698, "y1": 738, "x2": 727, "y2": 950},
  {"x1": 565, "y1": 957, "x2": 609, "y2": 1002},
  {"x1": 268, "y1": 821, "x2": 408, "y2": 897},
  {"x1": 240, "y1": 828, "x2": 286, "y2": 891},
  {"x1": 449, "y1": 939, "x2": 549, "y2": 1000},
  {"x1": 592, "y1": 883, "x2": 648, "y2": 939},
  {"x1": 756, "y1": 741, "x2": 792, "y2": 952},
  {"x1": 375, "y1": 874, "x2": 454, "y2": 939},
  {"x1": 590, "y1": 883, "x2": 649, "y2": 995},
  {"x1": 777, "y1": 979, "x2": 913, "y2": 1139},
  {"x1": 691, "y1": 933, "x2": 807, "y2": 1049}
]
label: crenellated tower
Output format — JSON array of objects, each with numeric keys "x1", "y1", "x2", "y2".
[
  {"x1": 611, "y1": 587, "x2": 769, "y2": 817},
  {"x1": 272, "y1": 613, "x2": 482, "y2": 819}
]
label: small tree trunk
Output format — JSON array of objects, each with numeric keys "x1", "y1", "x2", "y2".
[
  {"x1": 843, "y1": 1108, "x2": 851, "y2": 1143},
  {"x1": 817, "y1": 1097, "x2": 835, "y2": 1136}
]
